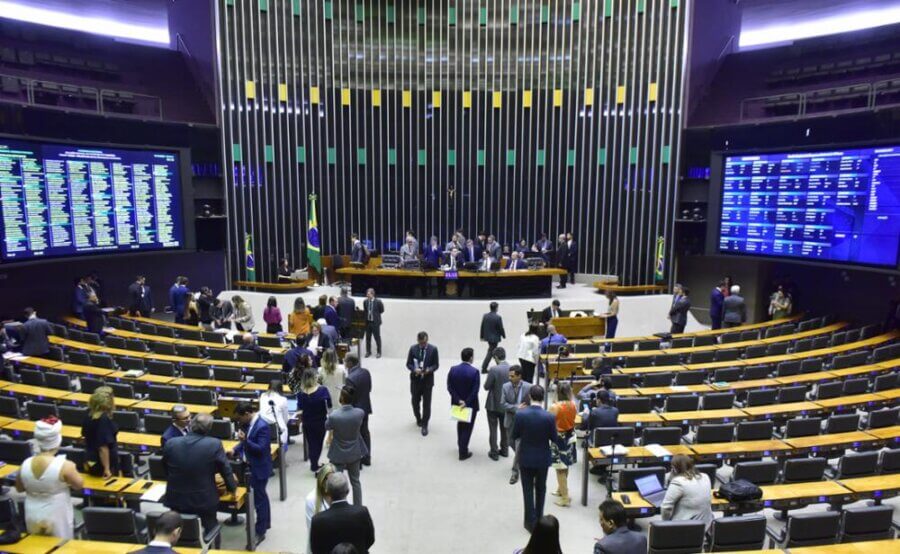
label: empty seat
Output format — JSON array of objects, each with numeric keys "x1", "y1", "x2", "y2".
[
  {"x1": 44, "y1": 372, "x2": 72, "y2": 391},
  {"x1": 784, "y1": 417, "x2": 822, "y2": 438},
  {"x1": 106, "y1": 382, "x2": 134, "y2": 399},
  {"x1": 89, "y1": 354, "x2": 116, "y2": 369},
  {"x1": 81, "y1": 332, "x2": 102, "y2": 345},
  {"x1": 708, "y1": 515, "x2": 767, "y2": 551},
  {"x1": 0, "y1": 440, "x2": 34, "y2": 463},
  {"x1": 257, "y1": 335, "x2": 283, "y2": 348},
  {"x1": 740, "y1": 330, "x2": 760, "y2": 341},
  {"x1": 66, "y1": 350, "x2": 92, "y2": 366},
  {"x1": 781, "y1": 511, "x2": 840, "y2": 547},
  {"x1": 654, "y1": 354, "x2": 680, "y2": 366},
  {"x1": 830, "y1": 332, "x2": 847, "y2": 347},
  {"x1": 673, "y1": 371, "x2": 705, "y2": 386},
  {"x1": 648, "y1": 520, "x2": 706, "y2": 554},
  {"x1": 720, "y1": 332, "x2": 742, "y2": 344},
  {"x1": 45, "y1": 345, "x2": 64, "y2": 361},
  {"x1": 175, "y1": 345, "x2": 202, "y2": 358},
  {"x1": 180, "y1": 363, "x2": 210, "y2": 379},
  {"x1": 104, "y1": 335, "x2": 127, "y2": 349},
  {"x1": 712, "y1": 367, "x2": 742, "y2": 383},
  {"x1": 125, "y1": 339, "x2": 148, "y2": 353},
  {"x1": 619, "y1": 466, "x2": 667, "y2": 492},
  {"x1": 859, "y1": 323, "x2": 881, "y2": 340},
  {"x1": 146, "y1": 360, "x2": 176, "y2": 377},
  {"x1": 838, "y1": 505, "x2": 894, "y2": 543},
  {"x1": 811, "y1": 336, "x2": 830, "y2": 350},
  {"x1": 207, "y1": 348, "x2": 234, "y2": 361},
  {"x1": 637, "y1": 340, "x2": 659, "y2": 351},
  {"x1": 616, "y1": 397, "x2": 652, "y2": 414},
  {"x1": 180, "y1": 388, "x2": 215, "y2": 406},
  {"x1": 873, "y1": 373, "x2": 898, "y2": 392},
  {"x1": 868, "y1": 407, "x2": 899, "y2": 429},
  {"x1": 641, "y1": 427, "x2": 682, "y2": 445},
  {"x1": 693, "y1": 335, "x2": 716, "y2": 347},
  {"x1": 58, "y1": 404, "x2": 88, "y2": 426},
  {"x1": 80, "y1": 376, "x2": 105, "y2": 394},
  {"x1": 82, "y1": 507, "x2": 148, "y2": 543},
  {"x1": 213, "y1": 366, "x2": 243, "y2": 382},
  {"x1": 794, "y1": 338, "x2": 813, "y2": 353},
  {"x1": 592, "y1": 427, "x2": 636, "y2": 447},
  {"x1": 745, "y1": 388, "x2": 777, "y2": 407},
  {"x1": 148, "y1": 385, "x2": 180, "y2": 403},
  {"x1": 251, "y1": 369, "x2": 283, "y2": 384},
  {"x1": 799, "y1": 358, "x2": 823, "y2": 374},
  {"x1": 715, "y1": 349, "x2": 740, "y2": 362},
  {"x1": 235, "y1": 349, "x2": 264, "y2": 363},
  {"x1": 736, "y1": 421, "x2": 773, "y2": 441},
  {"x1": 742, "y1": 365, "x2": 771, "y2": 380},
  {"x1": 841, "y1": 378, "x2": 869, "y2": 396},
  {"x1": 153, "y1": 342, "x2": 177, "y2": 355},
  {"x1": 835, "y1": 451, "x2": 879, "y2": 478},
  {"x1": 732, "y1": 460, "x2": 778, "y2": 485},
  {"x1": 695, "y1": 423, "x2": 734, "y2": 444},
  {"x1": 156, "y1": 327, "x2": 176, "y2": 338},
  {"x1": 0, "y1": 396, "x2": 20, "y2": 417},
  {"x1": 825, "y1": 414, "x2": 860, "y2": 434},
  {"x1": 202, "y1": 331, "x2": 226, "y2": 345},
  {"x1": 702, "y1": 393, "x2": 735, "y2": 410},
  {"x1": 777, "y1": 385, "x2": 807, "y2": 404},
  {"x1": 744, "y1": 345, "x2": 768, "y2": 359},
  {"x1": 112, "y1": 410, "x2": 141, "y2": 431},
  {"x1": 832, "y1": 351, "x2": 869, "y2": 370},
  {"x1": 783, "y1": 457, "x2": 827, "y2": 483},
  {"x1": 816, "y1": 381, "x2": 843, "y2": 400},
  {"x1": 137, "y1": 322, "x2": 158, "y2": 335},
  {"x1": 210, "y1": 419, "x2": 233, "y2": 440},
  {"x1": 689, "y1": 351, "x2": 715, "y2": 364},
  {"x1": 19, "y1": 368, "x2": 45, "y2": 386},
  {"x1": 26, "y1": 401, "x2": 58, "y2": 420},
  {"x1": 664, "y1": 395, "x2": 699, "y2": 412},
  {"x1": 880, "y1": 448, "x2": 900, "y2": 473},
  {"x1": 643, "y1": 372, "x2": 674, "y2": 387},
  {"x1": 606, "y1": 374, "x2": 632, "y2": 389},
  {"x1": 766, "y1": 342, "x2": 789, "y2": 356},
  {"x1": 671, "y1": 337, "x2": 693, "y2": 349}
]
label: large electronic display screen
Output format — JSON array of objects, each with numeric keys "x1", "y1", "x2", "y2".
[
  {"x1": 717, "y1": 145, "x2": 900, "y2": 268},
  {"x1": 0, "y1": 138, "x2": 183, "y2": 262}
]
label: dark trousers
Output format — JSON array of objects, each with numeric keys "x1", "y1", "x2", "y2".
[
  {"x1": 520, "y1": 466, "x2": 549, "y2": 530},
  {"x1": 250, "y1": 475, "x2": 270, "y2": 536},
  {"x1": 558, "y1": 270, "x2": 567, "y2": 288},
  {"x1": 339, "y1": 324, "x2": 351, "y2": 339},
  {"x1": 360, "y1": 414, "x2": 371, "y2": 463},
  {"x1": 670, "y1": 322, "x2": 685, "y2": 334},
  {"x1": 605, "y1": 315, "x2": 618, "y2": 339},
  {"x1": 519, "y1": 359, "x2": 536, "y2": 383},
  {"x1": 481, "y1": 342, "x2": 498, "y2": 372},
  {"x1": 197, "y1": 510, "x2": 218, "y2": 535},
  {"x1": 303, "y1": 421, "x2": 326, "y2": 471},
  {"x1": 487, "y1": 410, "x2": 508, "y2": 455},
  {"x1": 568, "y1": 269, "x2": 575, "y2": 284},
  {"x1": 364, "y1": 322, "x2": 381, "y2": 354},
  {"x1": 723, "y1": 321, "x2": 741, "y2": 328},
  {"x1": 457, "y1": 410, "x2": 477, "y2": 456},
  {"x1": 710, "y1": 318, "x2": 722, "y2": 330},
  {"x1": 410, "y1": 379, "x2": 433, "y2": 425},
  {"x1": 174, "y1": 313, "x2": 184, "y2": 324}
]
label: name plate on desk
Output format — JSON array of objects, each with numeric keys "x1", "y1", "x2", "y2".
[{"x1": 444, "y1": 271, "x2": 458, "y2": 280}]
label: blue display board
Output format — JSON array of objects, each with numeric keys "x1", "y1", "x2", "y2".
[
  {"x1": 0, "y1": 138, "x2": 183, "y2": 262},
  {"x1": 718, "y1": 145, "x2": 900, "y2": 268}
]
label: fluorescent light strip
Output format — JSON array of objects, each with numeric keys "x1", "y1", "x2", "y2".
[
  {"x1": 740, "y1": 6, "x2": 900, "y2": 48},
  {"x1": 0, "y1": 1, "x2": 169, "y2": 45}
]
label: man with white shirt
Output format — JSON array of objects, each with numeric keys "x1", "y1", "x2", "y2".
[
  {"x1": 506, "y1": 251, "x2": 525, "y2": 271},
  {"x1": 132, "y1": 511, "x2": 182, "y2": 554},
  {"x1": 541, "y1": 299, "x2": 562, "y2": 325},
  {"x1": 161, "y1": 405, "x2": 191, "y2": 447},
  {"x1": 480, "y1": 250, "x2": 494, "y2": 271},
  {"x1": 444, "y1": 246, "x2": 463, "y2": 270}
]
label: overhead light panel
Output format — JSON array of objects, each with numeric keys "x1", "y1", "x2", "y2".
[
  {"x1": 740, "y1": 5, "x2": 900, "y2": 48},
  {"x1": 0, "y1": 1, "x2": 169, "y2": 45}
]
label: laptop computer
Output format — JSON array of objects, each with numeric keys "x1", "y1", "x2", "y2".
[{"x1": 634, "y1": 474, "x2": 667, "y2": 507}]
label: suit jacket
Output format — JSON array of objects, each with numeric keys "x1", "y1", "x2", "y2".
[
  {"x1": 483, "y1": 361, "x2": 510, "y2": 412},
  {"x1": 594, "y1": 526, "x2": 648, "y2": 554},
  {"x1": 83, "y1": 302, "x2": 105, "y2": 336},
  {"x1": 19, "y1": 317, "x2": 52, "y2": 356},
  {"x1": 406, "y1": 343, "x2": 439, "y2": 386},
  {"x1": 669, "y1": 295, "x2": 691, "y2": 326},
  {"x1": 162, "y1": 432, "x2": 236, "y2": 515},
  {"x1": 422, "y1": 244, "x2": 443, "y2": 267},
  {"x1": 160, "y1": 423, "x2": 187, "y2": 447},
  {"x1": 463, "y1": 244, "x2": 482, "y2": 263},
  {"x1": 321, "y1": 324, "x2": 340, "y2": 344},
  {"x1": 323, "y1": 305, "x2": 339, "y2": 327},
  {"x1": 283, "y1": 345, "x2": 313, "y2": 372},
  {"x1": 443, "y1": 252, "x2": 463, "y2": 269},
  {"x1": 564, "y1": 240, "x2": 578, "y2": 269},
  {"x1": 512, "y1": 405, "x2": 564, "y2": 469},
  {"x1": 485, "y1": 242, "x2": 501, "y2": 260},
  {"x1": 362, "y1": 298, "x2": 384, "y2": 326},
  {"x1": 480, "y1": 312, "x2": 506, "y2": 344},
  {"x1": 128, "y1": 283, "x2": 153, "y2": 315},
  {"x1": 238, "y1": 342, "x2": 271, "y2": 362},
  {"x1": 72, "y1": 283, "x2": 91, "y2": 316},
  {"x1": 233, "y1": 415, "x2": 272, "y2": 480},
  {"x1": 131, "y1": 546, "x2": 177, "y2": 554},
  {"x1": 447, "y1": 362, "x2": 480, "y2": 411},
  {"x1": 325, "y1": 404, "x2": 368, "y2": 463},
  {"x1": 722, "y1": 294, "x2": 747, "y2": 324},
  {"x1": 399, "y1": 243, "x2": 418, "y2": 261},
  {"x1": 584, "y1": 405, "x2": 620, "y2": 432},
  {"x1": 541, "y1": 306, "x2": 562, "y2": 323},
  {"x1": 710, "y1": 288, "x2": 725, "y2": 322},
  {"x1": 555, "y1": 241, "x2": 569, "y2": 267},
  {"x1": 309, "y1": 500, "x2": 375, "y2": 554},
  {"x1": 347, "y1": 365, "x2": 373, "y2": 414},
  {"x1": 506, "y1": 258, "x2": 525, "y2": 270},
  {"x1": 302, "y1": 332, "x2": 332, "y2": 352},
  {"x1": 501, "y1": 381, "x2": 532, "y2": 429},
  {"x1": 168, "y1": 284, "x2": 189, "y2": 317},
  {"x1": 350, "y1": 241, "x2": 367, "y2": 263},
  {"x1": 336, "y1": 296, "x2": 356, "y2": 330}
]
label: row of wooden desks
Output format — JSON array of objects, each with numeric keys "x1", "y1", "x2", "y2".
[
  {"x1": 580, "y1": 426, "x2": 900, "y2": 506},
  {"x1": 566, "y1": 315, "x2": 805, "y2": 346},
  {"x1": 123, "y1": 314, "x2": 298, "y2": 343}
]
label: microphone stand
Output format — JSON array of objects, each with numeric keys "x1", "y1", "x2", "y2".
[
  {"x1": 269, "y1": 400, "x2": 287, "y2": 501},
  {"x1": 605, "y1": 430, "x2": 618, "y2": 501}
]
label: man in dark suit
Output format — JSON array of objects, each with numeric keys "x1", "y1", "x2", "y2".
[
  {"x1": 447, "y1": 348, "x2": 480, "y2": 460},
  {"x1": 19, "y1": 307, "x2": 52, "y2": 357},
  {"x1": 582, "y1": 390, "x2": 619, "y2": 434},
  {"x1": 564, "y1": 232, "x2": 577, "y2": 285},
  {"x1": 483, "y1": 347, "x2": 510, "y2": 460},
  {"x1": 709, "y1": 281, "x2": 726, "y2": 330},
  {"x1": 555, "y1": 234, "x2": 569, "y2": 288},
  {"x1": 309, "y1": 472, "x2": 375, "y2": 554},
  {"x1": 512, "y1": 385, "x2": 564, "y2": 531},
  {"x1": 229, "y1": 402, "x2": 272, "y2": 544},
  {"x1": 669, "y1": 285, "x2": 691, "y2": 334},
  {"x1": 82, "y1": 293, "x2": 106, "y2": 336},
  {"x1": 362, "y1": 288, "x2": 384, "y2": 358},
  {"x1": 238, "y1": 333, "x2": 271, "y2": 362},
  {"x1": 350, "y1": 233, "x2": 367, "y2": 263},
  {"x1": 463, "y1": 239, "x2": 482, "y2": 263},
  {"x1": 160, "y1": 405, "x2": 191, "y2": 447},
  {"x1": 128, "y1": 275, "x2": 153, "y2": 317},
  {"x1": 324, "y1": 297, "x2": 340, "y2": 328},
  {"x1": 594, "y1": 499, "x2": 647, "y2": 554},
  {"x1": 723, "y1": 285, "x2": 747, "y2": 328},
  {"x1": 131, "y1": 510, "x2": 182, "y2": 554},
  {"x1": 168, "y1": 276, "x2": 190, "y2": 323},
  {"x1": 405, "y1": 331, "x2": 439, "y2": 436},
  {"x1": 162, "y1": 413, "x2": 237, "y2": 534},
  {"x1": 282, "y1": 343, "x2": 314, "y2": 372},
  {"x1": 336, "y1": 287, "x2": 356, "y2": 338},
  {"x1": 479, "y1": 302, "x2": 506, "y2": 373},
  {"x1": 541, "y1": 299, "x2": 562, "y2": 324},
  {"x1": 72, "y1": 276, "x2": 93, "y2": 317},
  {"x1": 485, "y1": 235, "x2": 502, "y2": 260},
  {"x1": 506, "y1": 251, "x2": 525, "y2": 270},
  {"x1": 345, "y1": 353, "x2": 372, "y2": 465},
  {"x1": 443, "y1": 246, "x2": 463, "y2": 270}
]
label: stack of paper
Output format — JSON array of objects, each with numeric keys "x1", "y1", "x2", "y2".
[
  {"x1": 450, "y1": 405, "x2": 473, "y2": 423},
  {"x1": 141, "y1": 483, "x2": 167, "y2": 502},
  {"x1": 600, "y1": 444, "x2": 629, "y2": 456},
  {"x1": 644, "y1": 443, "x2": 673, "y2": 457}
]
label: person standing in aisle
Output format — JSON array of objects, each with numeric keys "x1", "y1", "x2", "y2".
[
  {"x1": 344, "y1": 353, "x2": 372, "y2": 466},
  {"x1": 479, "y1": 302, "x2": 506, "y2": 373},
  {"x1": 405, "y1": 331, "x2": 439, "y2": 437},
  {"x1": 483, "y1": 347, "x2": 510, "y2": 461},
  {"x1": 447, "y1": 348, "x2": 480, "y2": 461},
  {"x1": 362, "y1": 288, "x2": 383, "y2": 358}
]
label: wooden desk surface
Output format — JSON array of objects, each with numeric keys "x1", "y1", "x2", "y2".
[
  {"x1": 337, "y1": 267, "x2": 566, "y2": 277},
  {"x1": 3, "y1": 383, "x2": 71, "y2": 400},
  {"x1": 81, "y1": 473, "x2": 134, "y2": 494},
  {"x1": 758, "y1": 480, "x2": 850, "y2": 501},
  {"x1": 685, "y1": 315, "x2": 803, "y2": 338},
  {"x1": 863, "y1": 425, "x2": 900, "y2": 440},
  {"x1": 742, "y1": 401, "x2": 823, "y2": 418},
  {"x1": 107, "y1": 371, "x2": 175, "y2": 384},
  {"x1": 637, "y1": 384, "x2": 714, "y2": 395},
  {"x1": 0, "y1": 415, "x2": 16, "y2": 427},
  {"x1": 773, "y1": 371, "x2": 837, "y2": 385},
  {"x1": 690, "y1": 439, "x2": 791, "y2": 456},
  {"x1": 201, "y1": 359, "x2": 277, "y2": 369},
  {"x1": 814, "y1": 393, "x2": 884, "y2": 409},
  {"x1": 124, "y1": 313, "x2": 298, "y2": 343},
  {"x1": 836, "y1": 474, "x2": 900, "y2": 494},
  {"x1": 829, "y1": 363, "x2": 895, "y2": 378},
  {"x1": 616, "y1": 365, "x2": 686, "y2": 375},
  {"x1": 710, "y1": 378, "x2": 779, "y2": 392},
  {"x1": 131, "y1": 400, "x2": 218, "y2": 415},
  {"x1": 590, "y1": 444, "x2": 694, "y2": 461},
  {"x1": 784, "y1": 431, "x2": 875, "y2": 450},
  {"x1": 3, "y1": 419, "x2": 82, "y2": 439},
  {"x1": 0, "y1": 462, "x2": 21, "y2": 479},
  {"x1": 17, "y1": 356, "x2": 63, "y2": 369},
  {"x1": 50, "y1": 336, "x2": 103, "y2": 351},
  {"x1": 63, "y1": 392, "x2": 138, "y2": 408},
  {"x1": 168, "y1": 377, "x2": 245, "y2": 390},
  {"x1": 875, "y1": 388, "x2": 900, "y2": 401},
  {"x1": 619, "y1": 413, "x2": 665, "y2": 424},
  {"x1": 685, "y1": 360, "x2": 750, "y2": 370},
  {"x1": 51, "y1": 362, "x2": 116, "y2": 377},
  {"x1": 1, "y1": 534, "x2": 63, "y2": 554},
  {"x1": 116, "y1": 431, "x2": 165, "y2": 449},
  {"x1": 660, "y1": 409, "x2": 747, "y2": 424},
  {"x1": 53, "y1": 539, "x2": 201, "y2": 553},
  {"x1": 789, "y1": 540, "x2": 900, "y2": 554}
]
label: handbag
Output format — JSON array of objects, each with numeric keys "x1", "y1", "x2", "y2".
[{"x1": 715, "y1": 479, "x2": 762, "y2": 502}]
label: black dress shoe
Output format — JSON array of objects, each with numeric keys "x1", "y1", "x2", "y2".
[
  {"x1": 361, "y1": 458, "x2": 371, "y2": 466},
  {"x1": 421, "y1": 426, "x2": 428, "y2": 436},
  {"x1": 459, "y1": 451, "x2": 473, "y2": 461},
  {"x1": 499, "y1": 450, "x2": 509, "y2": 458},
  {"x1": 376, "y1": 353, "x2": 382, "y2": 358},
  {"x1": 488, "y1": 452, "x2": 499, "y2": 461},
  {"x1": 365, "y1": 352, "x2": 371, "y2": 358},
  {"x1": 416, "y1": 419, "x2": 422, "y2": 427}
]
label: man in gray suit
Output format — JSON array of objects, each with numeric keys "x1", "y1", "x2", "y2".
[
  {"x1": 502, "y1": 365, "x2": 532, "y2": 484},
  {"x1": 326, "y1": 384, "x2": 368, "y2": 506},
  {"x1": 594, "y1": 499, "x2": 647, "y2": 554},
  {"x1": 399, "y1": 237, "x2": 418, "y2": 263},
  {"x1": 668, "y1": 285, "x2": 691, "y2": 334},
  {"x1": 722, "y1": 285, "x2": 747, "y2": 328},
  {"x1": 483, "y1": 347, "x2": 511, "y2": 461},
  {"x1": 479, "y1": 302, "x2": 506, "y2": 373}
]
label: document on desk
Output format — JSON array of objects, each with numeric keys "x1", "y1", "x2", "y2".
[
  {"x1": 141, "y1": 483, "x2": 167, "y2": 502},
  {"x1": 600, "y1": 444, "x2": 629, "y2": 456},
  {"x1": 450, "y1": 405, "x2": 473, "y2": 423},
  {"x1": 644, "y1": 444, "x2": 673, "y2": 458},
  {"x1": 2, "y1": 352, "x2": 23, "y2": 361}
]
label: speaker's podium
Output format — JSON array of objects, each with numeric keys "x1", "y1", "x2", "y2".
[{"x1": 551, "y1": 314, "x2": 604, "y2": 339}]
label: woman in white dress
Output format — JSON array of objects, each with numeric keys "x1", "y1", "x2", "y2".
[
  {"x1": 516, "y1": 323, "x2": 542, "y2": 383},
  {"x1": 259, "y1": 379, "x2": 292, "y2": 450},
  {"x1": 305, "y1": 463, "x2": 336, "y2": 554},
  {"x1": 317, "y1": 349, "x2": 346, "y2": 413},
  {"x1": 15, "y1": 418, "x2": 83, "y2": 539}
]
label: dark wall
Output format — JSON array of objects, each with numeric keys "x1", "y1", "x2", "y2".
[
  {"x1": 169, "y1": 0, "x2": 217, "y2": 115},
  {"x1": 685, "y1": 0, "x2": 740, "y2": 122},
  {"x1": 0, "y1": 250, "x2": 226, "y2": 321},
  {"x1": 216, "y1": 0, "x2": 689, "y2": 284}
]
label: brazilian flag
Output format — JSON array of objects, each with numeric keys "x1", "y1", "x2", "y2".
[
  {"x1": 307, "y1": 194, "x2": 322, "y2": 274},
  {"x1": 655, "y1": 236, "x2": 665, "y2": 282},
  {"x1": 245, "y1": 233, "x2": 256, "y2": 282}
]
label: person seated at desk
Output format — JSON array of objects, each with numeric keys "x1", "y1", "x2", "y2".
[
  {"x1": 594, "y1": 499, "x2": 647, "y2": 554},
  {"x1": 577, "y1": 377, "x2": 618, "y2": 410},
  {"x1": 660, "y1": 455, "x2": 714, "y2": 529},
  {"x1": 278, "y1": 258, "x2": 294, "y2": 281},
  {"x1": 541, "y1": 300, "x2": 562, "y2": 324},
  {"x1": 399, "y1": 237, "x2": 419, "y2": 262},
  {"x1": 515, "y1": 239, "x2": 530, "y2": 255},
  {"x1": 445, "y1": 232, "x2": 463, "y2": 252},
  {"x1": 463, "y1": 239, "x2": 482, "y2": 264},
  {"x1": 132, "y1": 510, "x2": 182, "y2": 554},
  {"x1": 303, "y1": 322, "x2": 333, "y2": 366},
  {"x1": 443, "y1": 247, "x2": 463, "y2": 270},
  {"x1": 506, "y1": 251, "x2": 525, "y2": 271},
  {"x1": 423, "y1": 236, "x2": 443, "y2": 268},
  {"x1": 581, "y1": 390, "x2": 619, "y2": 435},
  {"x1": 479, "y1": 250, "x2": 495, "y2": 272},
  {"x1": 404, "y1": 230, "x2": 419, "y2": 253},
  {"x1": 238, "y1": 333, "x2": 272, "y2": 362},
  {"x1": 540, "y1": 325, "x2": 568, "y2": 354}
]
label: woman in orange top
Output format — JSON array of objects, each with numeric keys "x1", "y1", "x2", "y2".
[
  {"x1": 288, "y1": 297, "x2": 313, "y2": 337},
  {"x1": 549, "y1": 381, "x2": 577, "y2": 507}
]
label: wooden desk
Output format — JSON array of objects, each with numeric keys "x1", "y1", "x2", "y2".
[
  {"x1": 863, "y1": 425, "x2": 900, "y2": 441},
  {"x1": 814, "y1": 393, "x2": 884, "y2": 410},
  {"x1": 3, "y1": 383, "x2": 71, "y2": 400},
  {"x1": 337, "y1": 266, "x2": 567, "y2": 298},
  {"x1": 784, "y1": 431, "x2": 876, "y2": 452},
  {"x1": 690, "y1": 439, "x2": 792, "y2": 459},
  {"x1": 756, "y1": 480, "x2": 852, "y2": 503},
  {"x1": 710, "y1": 378, "x2": 779, "y2": 392},
  {"x1": 0, "y1": 415, "x2": 17, "y2": 428},
  {"x1": 829, "y1": 362, "x2": 897, "y2": 378},
  {"x1": 53, "y1": 539, "x2": 201, "y2": 553},
  {"x1": 637, "y1": 384, "x2": 714, "y2": 396},
  {"x1": 617, "y1": 365, "x2": 686, "y2": 376},
  {"x1": 51, "y1": 362, "x2": 116, "y2": 377},
  {"x1": 589, "y1": 444, "x2": 695, "y2": 463},
  {"x1": 773, "y1": 371, "x2": 837, "y2": 386},
  {"x1": 790, "y1": 540, "x2": 900, "y2": 554},
  {"x1": 742, "y1": 401, "x2": 823, "y2": 420},
  {"x1": 16, "y1": 356, "x2": 63, "y2": 369},
  {"x1": 619, "y1": 413, "x2": 665, "y2": 425},
  {"x1": 685, "y1": 360, "x2": 750, "y2": 371},
  {"x1": 63, "y1": 392, "x2": 138, "y2": 408},
  {"x1": 107, "y1": 371, "x2": 175, "y2": 384},
  {"x1": 0, "y1": 534, "x2": 62, "y2": 554},
  {"x1": 233, "y1": 279, "x2": 316, "y2": 292},
  {"x1": 169, "y1": 377, "x2": 246, "y2": 390},
  {"x1": 875, "y1": 388, "x2": 900, "y2": 401},
  {"x1": 838, "y1": 473, "x2": 900, "y2": 494},
  {"x1": 200, "y1": 358, "x2": 273, "y2": 369},
  {"x1": 595, "y1": 283, "x2": 668, "y2": 295},
  {"x1": 0, "y1": 461, "x2": 21, "y2": 479},
  {"x1": 551, "y1": 316, "x2": 605, "y2": 339},
  {"x1": 131, "y1": 400, "x2": 218, "y2": 415},
  {"x1": 3, "y1": 419, "x2": 82, "y2": 440},
  {"x1": 80, "y1": 473, "x2": 134, "y2": 494},
  {"x1": 660, "y1": 409, "x2": 748, "y2": 425}
]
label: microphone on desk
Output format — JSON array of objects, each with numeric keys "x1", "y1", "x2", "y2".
[{"x1": 268, "y1": 400, "x2": 275, "y2": 407}]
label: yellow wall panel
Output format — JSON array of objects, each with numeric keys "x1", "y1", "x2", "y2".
[
  {"x1": 553, "y1": 89, "x2": 563, "y2": 107},
  {"x1": 277, "y1": 83, "x2": 287, "y2": 102},
  {"x1": 341, "y1": 88, "x2": 352, "y2": 106},
  {"x1": 372, "y1": 89, "x2": 382, "y2": 107},
  {"x1": 493, "y1": 91, "x2": 503, "y2": 108},
  {"x1": 245, "y1": 80, "x2": 256, "y2": 100},
  {"x1": 616, "y1": 86, "x2": 626, "y2": 104},
  {"x1": 522, "y1": 90, "x2": 533, "y2": 108},
  {"x1": 310, "y1": 86, "x2": 320, "y2": 104},
  {"x1": 649, "y1": 82, "x2": 658, "y2": 102},
  {"x1": 432, "y1": 90, "x2": 442, "y2": 108},
  {"x1": 462, "y1": 90, "x2": 472, "y2": 108},
  {"x1": 584, "y1": 88, "x2": 594, "y2": 106},
  {"x1": 402, "y1": 90, "x2": 412, "y2": 108}
]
